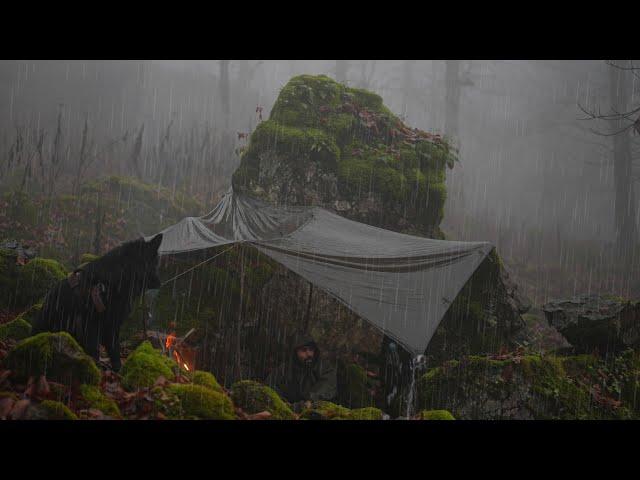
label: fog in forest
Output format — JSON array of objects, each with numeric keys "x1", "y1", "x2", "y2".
[{"x1": 1, "y1": 60, "x2": 639, "y2": 302}]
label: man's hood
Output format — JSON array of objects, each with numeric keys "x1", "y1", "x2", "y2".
[{"x1": 289, "y1": 333, "x2": 320, "y2": 366}]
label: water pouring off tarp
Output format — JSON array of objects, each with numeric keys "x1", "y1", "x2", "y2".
[{"x1": 149, "y1": 187, "x2": 494, "y2": 357}]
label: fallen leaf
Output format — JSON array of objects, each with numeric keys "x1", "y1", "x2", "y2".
[
  {"x1": 9, "y1": 399, "x2": 31, "y2": 420},
  {"x1": 0, "y1": 397, "x2": 15, "y2": 419}
]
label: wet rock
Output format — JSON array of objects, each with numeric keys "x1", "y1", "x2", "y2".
[
  {"x1": 167, "y1": 383, "x2": 236, "y2": 420},
  {"x1": 543, "y1": 294, "x2": 640, "y2": 354},
  {"x1": 417, "y1": 353, "x2": 636, "y2": 420},
  {"x1": 6, "y1": 332, "x2": 101, "y2": 385},
  {"x1": 230, "y1": 380, "x2": 295, "y2": 420},
  {"x1": 0, "y1": 316, "x2": 32, "y2": 341}
]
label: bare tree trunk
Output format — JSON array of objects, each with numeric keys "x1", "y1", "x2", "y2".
[
  {"x1": 609, "y1": 60, "x2": 638, "y2": 259},
  {"x1": 219, "y1": 60, "x2": 231, "y2": 130},
  {"x1": 444, "y1": 60, "x2": 461, "y2": 141}
]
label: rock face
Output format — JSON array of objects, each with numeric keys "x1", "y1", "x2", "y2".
[
  {"x1": 233, "y1": 75, "x2": 454, "y2": 239},
  {"x1": 6, "y1": 332, "x2": 101, "y2": 386},
  {"x1": 230, "y1": 75, "x2": 528, "y2": 360},
  {"x1": 149, "y1": 76, "x2": 528, "y2": 393},
  {"x1": 543, "y1": 295, "x2": 640, "y2": 354},
  {"x1": 418, "y1": 352, "x2": 639, "y2": 420}
]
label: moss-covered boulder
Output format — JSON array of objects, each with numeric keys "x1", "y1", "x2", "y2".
[
  {"x1": 230, "y1": 380, "x2": 295, "y2": 419},
  {"x1": 300, "y1": 400, "x2": 384, "y2": 420},
  {"x1": 6, "y1": 332, "x2": 100, "y2": 385},
  {"x1": 168, "y1": 383, "x2": 235, "y2": 420},
  {"x1": 24, "y1": 400, "x2": 78, "y2": 420},
  {"x1": 232, "y1": 74, "x2": 455, "y2": 238},
  {"x1": 351, "y1": 406, "x2": 384, "y2": 420},
  {"x1": 80, "y1": 253, "x2": 100, "y2": 265},
  {"x1": 120, "y1": 341, "x2": 176, "y2": 391},
  {"x1": 79, "y1": 384, "x2": 121, "y2": 418},
  {"x1": 0, "y1": 316, "x2": 32, "y2": 341},
  {"x1": 150, "y1": 385, "x2": 183, "y2": 419},
  {"x1": 543, "y1": 294, "x2": 640, "y2": 354},
  {"x1": 420, "y1": 409, "x2": 455, "y2": 420},
  {"x1": 13, "y1": 302, "x2": 43, "y2": 326},
  {"x1": 191, "y1": 370, "x2": 223, "y2": 393},
  {"x1": 15, "y1": 258, "x2": 67, "y2": 307},
  {"x1": 417, "y1": 353, "x2": 636, "y2": 420},
  {"x1": 300, "y1": 400, "x2": 352, "y2": 420}
]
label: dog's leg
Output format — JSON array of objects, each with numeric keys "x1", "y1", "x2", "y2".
[
  {"x1": 82, "y1": 313, "x2": 101, "y2": 363},
  {"x1": 104, "y1": 318, "x2": 122, "y2": 372}
]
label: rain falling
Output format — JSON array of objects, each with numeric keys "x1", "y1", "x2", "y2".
[{"x1": 0, "y1": 60, "x2": 639, "y2": 421}]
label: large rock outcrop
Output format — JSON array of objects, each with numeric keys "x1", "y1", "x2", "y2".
[
  {"x1": 232, "y1": 74, "x2": 454, "y2": 238},
  {"x1": 152, "y1": 75, "x2": 528, "y2": 389},
  {"x1": 543, "y1": 294, "x2": 640, "y2": 354}
]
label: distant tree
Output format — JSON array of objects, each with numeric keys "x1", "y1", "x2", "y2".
[{"x1": 579, "y1": 60, "x2": 639, "y2": 257}]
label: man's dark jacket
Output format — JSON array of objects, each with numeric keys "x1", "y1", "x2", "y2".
[{"x1": 265, "y1": 334, "x2": 337, "y2": 403}]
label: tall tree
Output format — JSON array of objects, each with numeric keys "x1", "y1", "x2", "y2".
[
  {"x1": 444, "y1": 60, "x2": 461, "y2": 141},
  {"x1": 609, "y1": 60, "x2": 638, "y2": 257}
]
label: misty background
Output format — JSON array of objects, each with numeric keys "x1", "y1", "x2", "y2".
[{"x1": 1, "y1": 60, "x2": 638, "y2": 303}]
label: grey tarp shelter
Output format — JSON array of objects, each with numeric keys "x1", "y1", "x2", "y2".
[{"x1": 153, "y1": 188, "x2": 493, "y2": 356}]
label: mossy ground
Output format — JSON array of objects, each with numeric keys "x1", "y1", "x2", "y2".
[
  {"x1": 29, "y1": 400, "x2": 78, "y2": 420},
  {"x1": 6, "y1": 331, "x2": 100, "y2": 385},
  {"x1": 167, "y1": 383, "x2": 235, "y2": 420},
  {"x1": 300, "y1": 400, "x2": 384, "y2": 420},
  {"x1": 420, "y1": 409, "x2": 455, "y2": 420},
  {"x1": 418, "y1": 351, "x2": 638, "y2": 420},
  {"x1": 0, "y1": 175, "x2": 204, "y2": 269},
  {"x1": 190, "y1": 370, "x2": 223, "y2": 393},
  {"x1": 0, "y1": 316, "x2": 32, "y2": 341},
  {"x1": 230, "y1": 380, "x2": 295, "y2": 419},
  {"x1": 120, "y1": 341, "x2": 177, "y2": 390},
  {"x1": 79, "y1": 384, "x2": 121, "y2": 418}
]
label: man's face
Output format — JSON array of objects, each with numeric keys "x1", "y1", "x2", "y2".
[{"x1": 296, "y1": 345, "x2": 316, "y2": 364}]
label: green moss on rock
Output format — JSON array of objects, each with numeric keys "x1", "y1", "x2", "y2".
[
  {"x1": 120, "y1": 341, "x2": 176, "y2": 391},
  {"x1": 0, "y1": 316, "x2": 32, "y2": 341},
  {"x1": 300, "y1": 400, "x2": 352, "y2": 420},
  {"x1": 420, "y1": 409, "x2": 455, "y2": 420},
  {"x1": 13, "y1": 302, "x2": 43, "y2": 326},
  {"x1": 418, "y1": 353, "x2": 632, "y2": 420},
  {"x1": 351, "y1": 407, "x2": 384, "y2": 420},
  {"x1": 16, "y1": 258, "x2": 68, "y2": 306},
  {"x1": 232, "y1": 74, "x2": 454, "y2": 236},
  {"x1": 79, "y1": 384, "x2": 121, "y2": 418},
  {"x1": 25, "y1": 400, "x2": 78, "y2": 420},
  {"x1": 80, "y1": 253, "x2": 100, "y2": 265},
  {"x1": 6, "y1": 332, "x2": 100, "y2": 385},
  {"x1": 230, "y1": 380, "x2": 295, "y2": 420},
  {"x1": 168, "y1": 383, "x2": 235, "y2": 420},
  {"x1": 191, "y1": 370, "x2": 223, "y2": 393}
]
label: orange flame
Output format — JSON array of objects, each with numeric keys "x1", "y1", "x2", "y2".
[{"x1": 166, "y1": 331, "x2": 193, "y2": 372}]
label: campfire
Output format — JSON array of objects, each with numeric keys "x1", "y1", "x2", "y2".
[{"x1": 147, "y1": 328, "x2": 199, "y2": 372}]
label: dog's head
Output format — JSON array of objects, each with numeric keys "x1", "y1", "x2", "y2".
[{"x1": 130, "y1": 233, "x2": 163, "y2": 290}]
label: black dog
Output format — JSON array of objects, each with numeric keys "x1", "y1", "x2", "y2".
[{"x1": 32, "y1": 234, "x2": 163, "y2": 371}]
